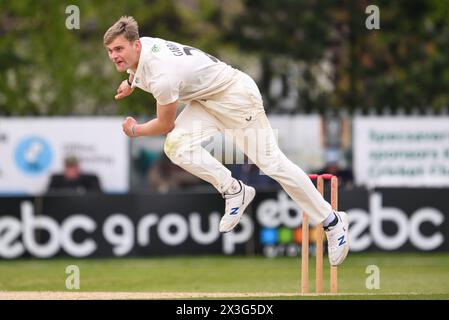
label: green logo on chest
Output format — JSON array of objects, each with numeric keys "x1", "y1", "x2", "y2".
[{"x1": 151, "y1": 44, "x2": 161, "y2": 53}]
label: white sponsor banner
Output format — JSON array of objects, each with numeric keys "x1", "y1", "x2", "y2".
[
  {"x1": 0, "y1": 117, "x2": 129, "y2": 194},
  {"x1": 354, "y1": 116, "x2": 449, "y2": 187},
  {"x1": 131, "y1": 114, "x2": 324, "y2": 173},
  {"x1": 268, "y1": 114, "x2": 323, "y2": 172}
]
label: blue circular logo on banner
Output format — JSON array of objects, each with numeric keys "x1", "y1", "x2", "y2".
[{"x1": 14, "y1": 136, "x2": 53, "y2": 175}]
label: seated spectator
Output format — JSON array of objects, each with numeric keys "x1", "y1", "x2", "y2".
[{"x1": 46, "y1": 155, "x2": 103, "y2": 195}]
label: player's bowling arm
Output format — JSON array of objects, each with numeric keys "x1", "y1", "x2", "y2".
[{"x1": 132, "y1": 101, "x2": 178, "y2": 136}]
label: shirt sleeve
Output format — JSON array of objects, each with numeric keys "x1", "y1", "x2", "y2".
[{"x1": 149, "y1": 73, "x2": 181, "y2": 105}]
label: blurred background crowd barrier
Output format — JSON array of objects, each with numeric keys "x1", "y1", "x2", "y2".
[
  {"x1": 1, "y1": 114, "x2": 448, "y2": 259},
  {"x1": 2, "y1": 114, "x2": 449, "y2": 194}
]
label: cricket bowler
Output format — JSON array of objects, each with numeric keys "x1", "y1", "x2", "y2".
[{"x1": 104, "y1": 16, "x2": 349, "y2": 266}]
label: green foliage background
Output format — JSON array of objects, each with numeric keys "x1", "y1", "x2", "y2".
[{"x1": 1, "y1": 0, "x2": 449, "y2": 116}]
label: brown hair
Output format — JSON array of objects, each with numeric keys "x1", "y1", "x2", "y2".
[{"x1": 103, "y1": 16, "x2": 139, "y2": 46}]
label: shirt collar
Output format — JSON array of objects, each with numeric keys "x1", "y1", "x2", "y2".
[{"x1": 128, "y1": 38, "x2": 149, "y2": 87}]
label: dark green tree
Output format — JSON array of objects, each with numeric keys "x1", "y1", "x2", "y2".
[
  {"x1": 225, "y1": 0, "x2": 449, "y2": 113},
  {"x1": 0, "y1": 0, "x2": 226, "y2": 116}
]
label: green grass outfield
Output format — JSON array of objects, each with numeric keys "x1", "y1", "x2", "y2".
[{"x1": 0, "y1": 252, "x2": 448, "y2": 299}]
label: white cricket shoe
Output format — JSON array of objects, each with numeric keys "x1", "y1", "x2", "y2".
[
  {"x1": 219, "y1": 181, "x2": 256, "y2": 233},
  {"x1": 325, "y1": 211, "x2": 350, "y2": 266}
]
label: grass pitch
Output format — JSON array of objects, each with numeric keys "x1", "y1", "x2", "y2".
[{"x1": 0, "y1": 252, "x2": 448, "y2": 299}]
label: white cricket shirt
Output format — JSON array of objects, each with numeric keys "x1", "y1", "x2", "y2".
[{"x1": 128, "y1": 37, "x2": 238, "y2": 105}]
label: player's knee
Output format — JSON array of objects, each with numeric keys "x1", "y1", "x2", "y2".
[
  {"x1": 164, "y1": 131, "x2": 181, "y2": 161},
  {"x1": 164, "y1": 130, "x2": 191, "y2": 164}
]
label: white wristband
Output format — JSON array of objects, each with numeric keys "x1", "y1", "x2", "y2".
[{"x1": 131, "y1": 125, "x2": 136, "y2": 137}]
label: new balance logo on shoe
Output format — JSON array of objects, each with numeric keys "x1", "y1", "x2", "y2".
[
  {"x1": 338, "y1": 235, "x2": 346, "y2": 246},
  {"x1": 325, "y1": 211, "x2": 349, "y2": 266},
  {"x1": 230, "y1": 207, "x2": 239, "y2": 215}
]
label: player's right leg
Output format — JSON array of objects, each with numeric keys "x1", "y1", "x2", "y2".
[
  {"x1": 163, "y1": 101, "x2": 255, "y2": 233},
  {"x1": 164, "y1": 101, "x2": 232, "y2": 192}
]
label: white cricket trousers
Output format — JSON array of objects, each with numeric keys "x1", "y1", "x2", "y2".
[{"x1": 164, "y1": 70, "x2": 332, "y2": 223}]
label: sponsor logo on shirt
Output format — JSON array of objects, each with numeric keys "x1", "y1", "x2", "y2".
[{"x1": 151, "y1": 44, "x2": 161, "y2": 53}]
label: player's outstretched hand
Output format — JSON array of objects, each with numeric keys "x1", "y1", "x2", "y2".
[
  {"x1": 122, "y1": 116, "x2": 138, "y2": 137},
  {"x1": 115, "y1": 80, "x2": 134, "y2": 100}
]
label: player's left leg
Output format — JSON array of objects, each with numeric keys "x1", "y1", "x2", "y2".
[
  {"x1": 200, "y1": 70, "x2": 348, "y2": 259},
  {"x1": 231, "y1": 114, "x2": 349, "y2": 266},
  {"x1": 231, "y1": 115, "x2": 332, "y2": 222}
]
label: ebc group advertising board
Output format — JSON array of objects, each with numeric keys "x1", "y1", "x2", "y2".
[{"x1": 0, "y1": 188, "x2": 447, "y2": 259}]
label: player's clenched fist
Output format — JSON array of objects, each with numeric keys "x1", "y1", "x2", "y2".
[{"x1": 122, "y1": 116, "x2": 138, "y2": 137}]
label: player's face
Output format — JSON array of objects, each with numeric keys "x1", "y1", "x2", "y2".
[{"x1": 106, "y1": 36, "x2": 140, "y2": 72}]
